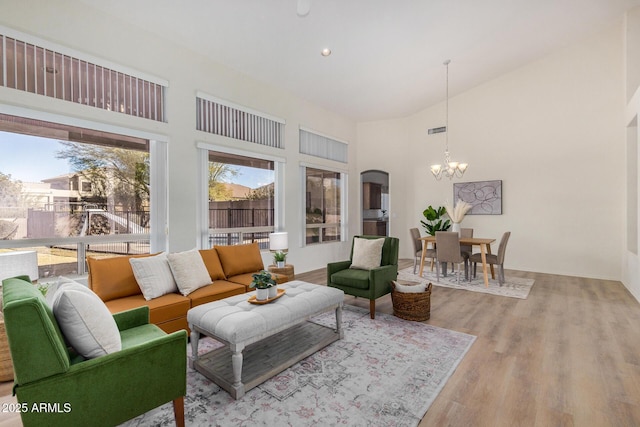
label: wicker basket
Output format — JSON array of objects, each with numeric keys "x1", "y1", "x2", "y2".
[
  {"x1": 0, "y1": 312, "x2": 13, "y2": 382},
  {"x1": 391, "y1": 280, "x2": 432, "y2": 321}
]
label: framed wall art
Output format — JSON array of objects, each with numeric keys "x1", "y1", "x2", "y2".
[{"x1": 453, "y1": 180, "x2": 502, "y2": 215}]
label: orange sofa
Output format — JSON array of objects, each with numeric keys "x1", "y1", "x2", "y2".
[{"x1": 87, "y1": 243, "x2": 286, "y2": 334}]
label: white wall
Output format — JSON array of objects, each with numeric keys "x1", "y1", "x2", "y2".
[
  {"x1": 0, "y1": 1, "x2": 359, "y2": 273},
  {"x1": 359, "y1": 23, "x2": 626, "y2": 280},
  {"x1": 624, "y1": 7, "x2": 640, "y2": 301}
]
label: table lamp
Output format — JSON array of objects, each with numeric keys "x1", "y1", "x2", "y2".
[{"x1": 269, "y1": 232, "x2": 288, "y2": 267}]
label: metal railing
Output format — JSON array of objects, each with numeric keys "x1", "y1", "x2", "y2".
[
  {"x1": 0, "y1": 234, "x2": 149, "y2": 277},
  {"x1": 207, "y1": 226, "x2": 273, "y2": 250}
]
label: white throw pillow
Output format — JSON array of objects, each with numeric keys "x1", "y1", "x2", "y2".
[
  {"x1": 350, "y1": 237, "x2": 385, "y2": 270},
  {"x1": 129, "y1": 253, "x2": 178, "y2": 301},
  {"x1": 44, "y1": 276, "x2": 75, "y2": 308},
  {"x1": 167, "y1": 249, "x2": 212, "y2": 296},
  {"x1": 52, "y1": 281, "x2": 121, "y2": 359},
  {"x1": 394, "y1": 281, "x2": 427, "y2": 293}
]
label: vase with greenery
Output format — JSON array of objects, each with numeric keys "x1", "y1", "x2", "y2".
[
  {"x1": 273, "y1": 251, "x2": 286, "y2": 268},
  {"x1": 250, "y1": 270, "x2": 277, "y2": 301},
  {"x1": 420, "y1": 205, "x2": 451, "y2": 236}
]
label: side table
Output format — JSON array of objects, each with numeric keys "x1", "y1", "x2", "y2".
[{"x1": 268, "y1": 264, "x2": 295, "y2": 282}]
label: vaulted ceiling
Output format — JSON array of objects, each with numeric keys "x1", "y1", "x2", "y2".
[{"x1": 80, "y1": 0, "x2": 640, "y2": 121}]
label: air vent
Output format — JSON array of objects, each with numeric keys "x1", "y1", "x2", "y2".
[{"x1": 428, "y1": 126, "x2": 446, "y2": 135}]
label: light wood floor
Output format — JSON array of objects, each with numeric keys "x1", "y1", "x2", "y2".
[
  {"x1": 297, "y1": 260, "x2": 640, "y2": 427},
  {"x1": 2, "y1": 260, "x2": 639, "y2": 426}
]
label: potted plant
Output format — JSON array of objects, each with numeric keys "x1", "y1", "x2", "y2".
[
  {"x1": 273, "y1": 251, "x2": 286, "y2": 268},
  {"x1": 420, "y1": 205, "x2": 451, "y2": 236},
  {"x1": 250, "y1": 270, "x2": 277, "y2": 301}
]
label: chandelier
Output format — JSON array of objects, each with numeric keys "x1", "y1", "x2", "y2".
[{"x1": 431, "y1": 60, "x2": 468, "y2": 180}]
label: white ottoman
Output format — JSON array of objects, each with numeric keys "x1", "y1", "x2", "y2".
[{"x1": 188, "y1": 280, "x2": 344, "y2": 399}]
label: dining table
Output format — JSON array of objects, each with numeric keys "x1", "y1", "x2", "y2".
[{"x1": 418, "y1": 235, "x2": 496, "y2": 287}]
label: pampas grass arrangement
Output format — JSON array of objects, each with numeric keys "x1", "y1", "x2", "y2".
[{"x1": 445, "y1": 199, "x2": 473, "y2": 223}]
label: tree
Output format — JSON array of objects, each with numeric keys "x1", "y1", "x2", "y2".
[
  {"x1": 208, "y1": 162, "x2": 238, "y2": 201},
  {"x1": 0, "y1": 172, "x2": 23, "y2": 239},
  {"x1": 56, "y1": 141, "x2": 149, "y2": 216},
  {"x1": 0, "y1": 172, "x2": 23, "y2": 207},
  {"x1": 246, "y1": 183, "x2": 274, "y2": 200}
]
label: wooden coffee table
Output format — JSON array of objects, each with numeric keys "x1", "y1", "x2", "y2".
[{"x1": 187, "y1": 280, "x2": 344, "y2": 399}]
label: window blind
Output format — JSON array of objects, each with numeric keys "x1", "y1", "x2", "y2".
[{"x1": 299, "y1": 128, "x2": 348, "y2": 163}]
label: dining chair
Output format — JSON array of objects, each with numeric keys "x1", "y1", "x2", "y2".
[
  {"x1": 459, "y1": 227, "x2": 473, "y2": 269},
  {"x1": 471, "y1": 231, "x2": 511, "y2": 286},
  {"x1": 410, "y1": 228, "x2": 435, "y2": 274},
  {"x1": 435, "y1": 231, "x2": 467, "y2": 284}
]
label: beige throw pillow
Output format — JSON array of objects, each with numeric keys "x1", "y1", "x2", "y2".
[
  {"x1": 350, "y1": 237, "x2": 385, "y2": 270},
  {"x1": 394, "y1": 281, "x2": 427, "y2": 293},
  {"x1": 129, "y1": 253, "x2": 178, "y2": 301},
  {"x1": 167, "y1": 249, "x2": 212, "y2": 296}
]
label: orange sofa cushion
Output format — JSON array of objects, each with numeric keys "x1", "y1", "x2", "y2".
[
  {"x1": 87, "y1": 254, "x2": 153, "y2": 302},
  {"x1": 198, "y1": 248, "x2": 227, "y2": 281},
  {"x1": 187, "y1": 281, "x2": 246, "y2": 307},
  {"x1": 214, "y1": 243, "x2": 264, "y2": 277},
  {"x1": 104, "y1": 292, "x2": 190, "y2": 326}
]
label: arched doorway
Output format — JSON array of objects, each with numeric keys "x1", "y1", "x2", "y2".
[{"x1": 361, "y1": 170, "x2": 389, "y2": 236}]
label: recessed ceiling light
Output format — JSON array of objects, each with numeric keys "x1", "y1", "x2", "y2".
[{"x1": 321, "y1": 48, "x2": 331, "y2": 57}]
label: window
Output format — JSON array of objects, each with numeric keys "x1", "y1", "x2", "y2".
[
  {"x1": 305, "y1": 167, "x2": 342, "y2": 244},
  {"x1": 205, "y1": 149, "x2": 277, "y2": 249},
  {"x1": 0, "y1": 113, "x2": 159, "y2": 277},
  {"x1": 196, "y1": 93, "x2": 284, "y2": 148},
  {"x1": 299, "y1": 128, "x2": 348, "y2": 163},
  {"x1": 0, "y1": 32, "x2": 166, "y2": 122}
]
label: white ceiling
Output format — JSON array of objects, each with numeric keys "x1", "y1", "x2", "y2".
[{"x1": 80, "y1": 0, "x2": 640, "y2": 122}]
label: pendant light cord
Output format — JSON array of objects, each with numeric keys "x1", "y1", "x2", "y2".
[{"x1": 444, "y1": 59, "x2": 450, "y2": 153}]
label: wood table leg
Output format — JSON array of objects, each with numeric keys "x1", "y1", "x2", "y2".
[
  {"x1": 487, "y1": 244, "x2": 496, "y2": 279},
  {"x1": 480, "y1": 244, "x2": 490, "y2": 288},
  {"x1": 418, "y1": 240, "x2": 427, "y2": 277}
]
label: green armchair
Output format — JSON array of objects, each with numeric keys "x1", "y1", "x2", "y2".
[
  {"x1": 327, "y1": 235, "x2": 399, "y2": 319},
  {"x1": 2, "y1": 276, "x2": 187, "y2": 427}
]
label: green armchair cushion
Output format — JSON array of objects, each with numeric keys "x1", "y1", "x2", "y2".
[{"x1": 330, "y1": 268, "x2": 371, "y2": 290}]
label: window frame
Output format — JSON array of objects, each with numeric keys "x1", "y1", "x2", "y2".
[
  {"x1": 197, "y1": 142, "x2": 285, "y2": 250},
  {"x1": 0, "y1": 105, "x2": 169, "y2": 274},
  {"x1": 300, "y1": 162, "x2": 347, "y2": 247}
]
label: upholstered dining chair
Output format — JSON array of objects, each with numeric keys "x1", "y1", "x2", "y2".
[
  {"x1": 410, "y1": 228, "x2": 435, "y2": 274},
  {"x1": 327, "y1": 235, "x2": 399, "y2": 319},
  {"x1": 471, "y1": 231, "x2": 511, "y2": 286},
  {"x1": 459, "y1": 227, "x2": 474, "y2": 266},
  {"x1": 435, "y1": 231, "x2": 467, "y2": 284}
]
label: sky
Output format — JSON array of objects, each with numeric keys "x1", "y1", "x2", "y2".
[
  {"x1": 0, "y1": 132, "x2": 71, "y2": 182},
  {"x1": 0, "y1": 131, "x2": 272, "y2": 188},
  {"x1": 231, "y1": 166, "x2": 273, "y2": 189}
]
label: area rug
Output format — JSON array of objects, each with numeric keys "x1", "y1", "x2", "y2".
[
  {"x1": 122, "y1": 305, "x2": 475, "y2": 427},
  {"x1": 398, "y1": 266, "x2": 535, "y2": 299}
]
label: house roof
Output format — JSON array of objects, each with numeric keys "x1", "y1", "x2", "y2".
[{"x1": 79, "y1": 0, "x2": 640, "y2": 121}]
